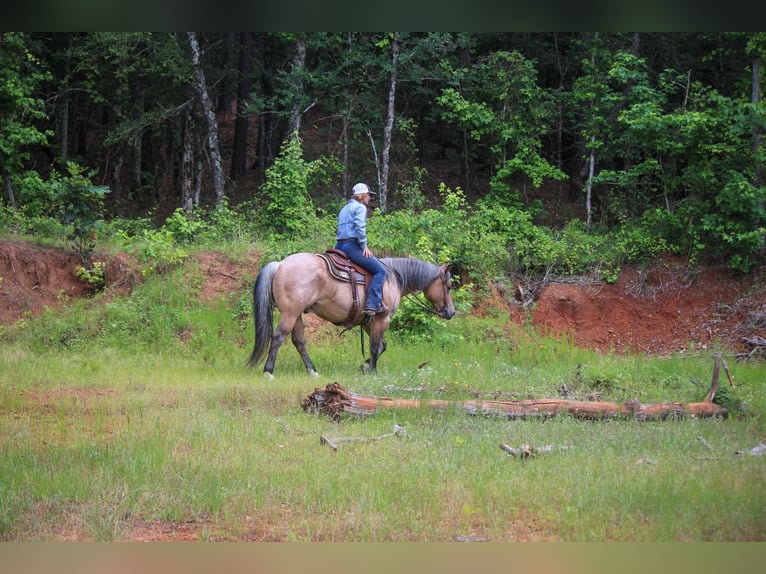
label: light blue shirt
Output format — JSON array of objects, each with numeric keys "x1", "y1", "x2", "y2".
[{"x1": 336, "y1": 199, "x2": 369, "y2": 249}]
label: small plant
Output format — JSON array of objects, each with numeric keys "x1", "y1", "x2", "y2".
[
  {"x1": 75, "y1": 261, "x2": 105, "y2": 289},
  {"x1": 50, "y1": 162, "x2": 110, "y2": 259},
  {"x1": 163, "y1": 208, "x2": 208, "y2": 244},
  {"x1": 600, "y1": 266, "x2": 620, "y2": 284},
  {"x1": 119, "y1": 228, "x2": 188, "y2": 276}
]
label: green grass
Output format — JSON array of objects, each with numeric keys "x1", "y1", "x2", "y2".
[{"x1": 0, "y1": 261, "x2": 765, "y2": 541}]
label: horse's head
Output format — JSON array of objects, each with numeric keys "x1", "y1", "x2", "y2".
[{"x1": 423, "y1": 263, "x2": 456, "y2": 320}]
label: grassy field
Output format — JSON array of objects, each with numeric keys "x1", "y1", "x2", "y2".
[{"x1": 1, "y1": 264, "x2": 765, "y2": 541}]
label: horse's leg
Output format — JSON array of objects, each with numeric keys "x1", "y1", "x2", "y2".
[
  {"x1": 291, "y1": 315, "x2": 318, "y2": 376},
  {"x1": 368, "y1": 336, "x2": 387, "y2": 373},
  {"x1": 263, "y1": 313, "x2": 299, "y2": 378},
  {"x1": 362, "y1": 324, "x2": 388, "y2": 373}
]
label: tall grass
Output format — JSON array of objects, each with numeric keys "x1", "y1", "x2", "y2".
[{"x1": 1, "y1": 259, "x2": 764, "y2": 541}]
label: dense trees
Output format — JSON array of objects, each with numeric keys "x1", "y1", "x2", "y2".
[{"x1": 1, "y1": 32, "x2": 764, "y2": 270}]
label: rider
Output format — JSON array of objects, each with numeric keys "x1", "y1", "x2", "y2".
[{"x1": 335, "y1": 182, "x2": 388, "y2": 315}]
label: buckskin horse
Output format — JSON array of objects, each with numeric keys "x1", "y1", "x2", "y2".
[{"x1": 248, "y1": 250, "x2": 455, "y2": 377}]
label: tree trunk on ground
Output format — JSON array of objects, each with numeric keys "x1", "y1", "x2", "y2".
[
  {"x1": 303, "y1": 355, "x2": 731, "y2": 422},
  {"x1": 304, "y1": 383, "x2": 727, "y2": 421},
  {"x1": 187, "y1": 31, "x2": 225, "y2": 207}
]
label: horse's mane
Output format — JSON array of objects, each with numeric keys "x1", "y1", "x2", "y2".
[{"x1": 381, "y1": 257, "x2": 441, "y2": 294}]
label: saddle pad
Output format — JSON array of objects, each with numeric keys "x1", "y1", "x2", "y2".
[{"x1": 317, "y1": 251, "x2": 368, "y2": 284}]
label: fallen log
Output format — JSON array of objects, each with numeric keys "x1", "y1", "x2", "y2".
[
  {"x1": 302, "y1": 355, "x2": 731, "y2": 421},
  {"x1": 302, "y1": 382, "x2": 727, "y2": 421}
]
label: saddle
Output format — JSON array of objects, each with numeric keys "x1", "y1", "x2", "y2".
[
  {"x1": 316, "y1": 249, "x2": 372, "y2": 327},
  {"x1": 317, "y1": 248, "x2": 371, "y2": 285}
]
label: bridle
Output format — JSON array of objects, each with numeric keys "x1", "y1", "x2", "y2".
[{"x1": 406, "y1": 269, "x2": 453, "y2": 316}]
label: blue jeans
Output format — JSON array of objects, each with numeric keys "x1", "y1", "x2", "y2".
[{"x1": 335, "y1": 240, "x2": 387, "y2": 310}]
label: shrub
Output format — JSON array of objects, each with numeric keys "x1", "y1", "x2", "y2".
[{"x1": 50, "y1": 162, "x2": 110, "y2": 259}]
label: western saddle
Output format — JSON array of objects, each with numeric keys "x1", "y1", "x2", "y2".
[{"x1": 316, "y1": 249, "x2": 372, "y2": 326}]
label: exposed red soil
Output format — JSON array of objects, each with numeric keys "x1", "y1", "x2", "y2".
[
  {"x1": 2, "y1": 239, "x2": 765, "y2": 357},
  {"x1": 508, "y1": 259, "x2": 766, "y2": 357}
]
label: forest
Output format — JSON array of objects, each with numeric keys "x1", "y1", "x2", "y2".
[{"x1": 1, "y1": 32, "x2": 765, "y2": 275}]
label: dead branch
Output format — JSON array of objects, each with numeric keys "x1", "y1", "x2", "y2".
[
  {"x1": 735, "y1": 441, "x2": 766, "y2": 456},
  {"x1": 741, "y1": 335, "x2": 766, "y2": 360},
  {"x1": 499, "y1": 442, "x2": 554, "y2": 458},
  {"x1": 319, "y1": 425, "x2": 406, "y2": 451},
  {"x1": 697, "y1": 436, "x2": 716, "y2": 453}
]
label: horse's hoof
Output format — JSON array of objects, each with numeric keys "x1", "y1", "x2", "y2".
[
  {"x1": 359, "y1": 362, "x2": 371, "y2": 374},
  {"x1": 263, "y1": 371, "x2": 275, "y2": 380},
  {"x1": 309, "y1": 370, "x2": 319, "y2": 378}
]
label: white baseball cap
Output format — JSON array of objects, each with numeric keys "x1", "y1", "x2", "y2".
[{"x1": 352, "y1": 182, "x2": 376, "y2": 196}]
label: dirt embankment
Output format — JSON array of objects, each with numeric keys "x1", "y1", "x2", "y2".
[{"x1": 1, "y1": 239, "x2": 764, "y2": 357}]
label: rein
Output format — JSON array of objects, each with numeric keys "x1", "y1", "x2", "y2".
[
  {"x1": 339, "y1": 259, "x2": 451, "y2": 359},
  {"x1": 404, "y1": 292, "x2": 439, "y2": 315}
]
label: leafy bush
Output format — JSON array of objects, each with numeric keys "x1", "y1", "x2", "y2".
[
  {"x1": 162, "y1": 208, "x2": 208, "y2": 244},
  {"x1": 75, "y1": 260, "x2": 105, "y2": 289},
  {"x1": 50, "y1": 162, "x2": 110, "y2": 259},
  {"x1": 259, "y1": 136, "x2": 319, "y2": 239},
  {"x1": 117, "y1": 228, "x2": 188, "y2": 275}
]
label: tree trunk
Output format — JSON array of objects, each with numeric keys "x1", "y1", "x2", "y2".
[
  {"x1": 5, "y1": 174, "x2": 17, "y2": 210},
  {"x1": 586, "y1": 139, "x2": 595, "y2": 227},
  {"x1": 230, "y1": 32, "x2": 252, "y2": 181},
  {"x1": 303, "y1": 383, "x2": 727, "y2": 422},
  {"x1": 180, "y1": 110, "x2": 194, "y2": 214},
  {"x1": 287, "y1": 34, "x2": 307, "y2": 141},
  {"x1": 216, "y1": 32, "x2": 237, "y2": 115},
  {"x1": 187, "y1": 31, "x2": 225, "y2": 207},
  {"x1": 379, "y1": 32, "x2": 399, "y2": 214},
  {"x1": 305, "y1": 355, "x2": 731, "y2": 422},
  {"x1": 553, "y1": 32, "x2": 564, "y2": 198},
  {"x1": 753, "y1": 53, "x2": 764, "y2": 253},
  {"x1": 60, "y1": 33, "x2": 73, "y2": 162},
  {"x1": 341, "y1": 33, "x2": 352, "y2": 195},
  {"x1": 342, "y1": 110, "x2": 349, "y2": 195},
  {"x1": 130, "y1": 78, "x2": 145, "y2": 212}
]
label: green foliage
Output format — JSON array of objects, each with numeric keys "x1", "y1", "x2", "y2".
[
  {"x1": 75, "y1": 261, "x2": 105, "y2": 289},
  {"x1": 11, "y1": 171, "x2": 52, "y2": 218},
  {"x1": 117, "y1": 228, "x2": 187, "y2": 276},
  {"x1": 259, "y1": 136, "x2": 319, "y2": 239},
  {"x1": 204, "y1": 198, "x2": 260, "y2": 243},
  {"x1": 468, "y1": 198, "x2": 555, "y2": 276},
  {"x1": 0, "y1": 33, "x2": 52, "y2": 181},
  {"x1": 374, "y1": 182, "x2": 685, "y2": 281},
  {"x1": 162, "y1": 208, "x2": 208, "y2": 244},
  {"x1": 50, "y1": 162, "x2": 110, "y2": 259},
  {"x1": 437, "y1": 50, "x2": 566, "y2": 206}
]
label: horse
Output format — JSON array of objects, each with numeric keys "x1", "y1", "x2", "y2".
[{"x1": 248, "y1": 252, "x2": 455, "y2": 377}]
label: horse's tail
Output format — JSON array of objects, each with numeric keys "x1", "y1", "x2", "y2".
[{"x1": 248, "y1": 261, "x2": 280, "y2": 367}]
